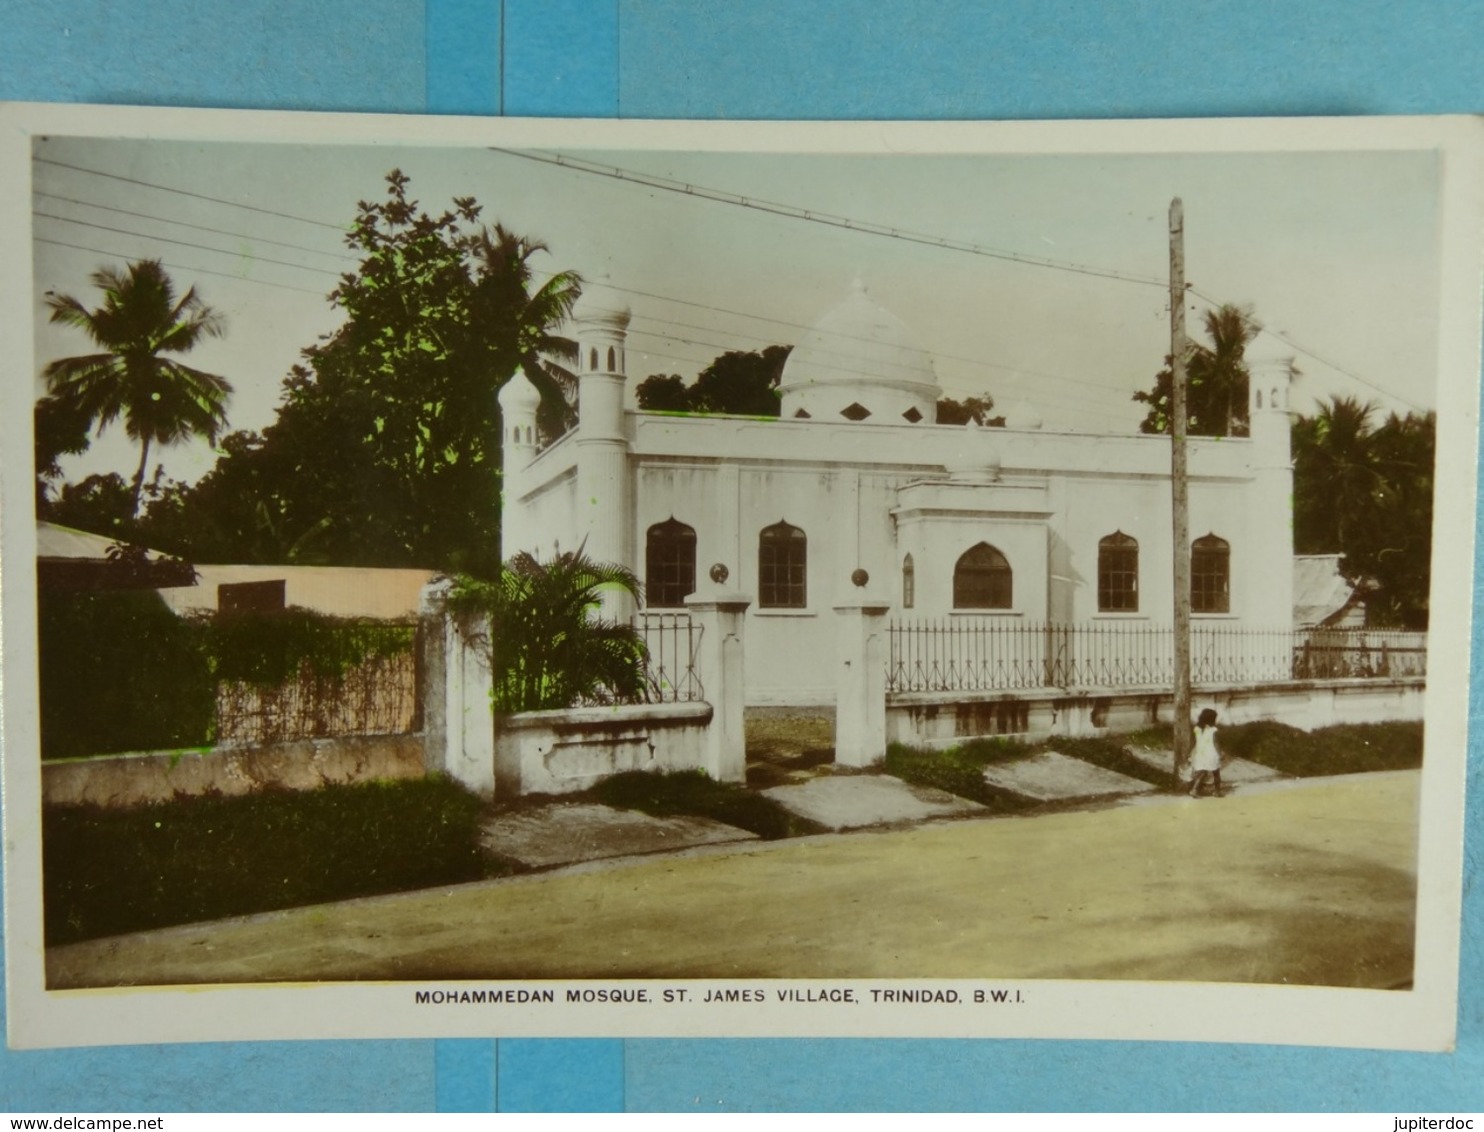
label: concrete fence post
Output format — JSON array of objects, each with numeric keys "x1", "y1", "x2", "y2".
[
  {"x1": 683, "y1": 590, "x2": 751, "y2": 782},
  {"x1": 834, "y1": 599, "x2": 892, "y2": 767},
  {"x1": 419, "y1": 579, "x2": 496, "y2": 797}
]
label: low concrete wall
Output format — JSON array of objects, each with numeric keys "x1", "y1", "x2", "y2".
[
  {"x1": 887, "y1": 678, "x2": 1426, "y2": 749},
  {"x1": 42, "y1": 733, "x2": 426, "y2": 809},
  {"x1": 496, "y1": 702, "x2": 714, "y2": 797}
]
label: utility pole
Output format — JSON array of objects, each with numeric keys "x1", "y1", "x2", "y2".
[{"x1": 1169, "y1": 198, "x2": 1193, "y2": 786}]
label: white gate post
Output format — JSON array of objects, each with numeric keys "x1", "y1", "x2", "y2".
[
  {"x1": 683, "y1": 590, "x2": 751, "y2": 782},
  {"x1": 419, "y1": 579, "x2": 496, "y2": 797},
  {"x1": 834, "y1": 599, "x2": 892, "y2": 767}
]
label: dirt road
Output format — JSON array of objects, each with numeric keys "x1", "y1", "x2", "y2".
[{"x1": 47, "y1": 770, "x2": 1418, "y2": 989}]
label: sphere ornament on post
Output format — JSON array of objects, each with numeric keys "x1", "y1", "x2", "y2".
[{"x1": 709, "y1": 563, "x2": 730, "y2": 585}]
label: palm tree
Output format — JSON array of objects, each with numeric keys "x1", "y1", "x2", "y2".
[
  {"x1": 43, "y1": 260, "x2": 232, "y2": 517},
  {"x1": 1292, "y1": 395, "x2": 1384, "y2": 553},
  {"x1": 467, "y1": 224, "x2": 582, "y2": 441},
  {"x1": 449, "y1": 550, "x2": 652, "y2": 712},
  {"x1": 1186, "y1": 304, "x2": 1259, "y2": 437}
]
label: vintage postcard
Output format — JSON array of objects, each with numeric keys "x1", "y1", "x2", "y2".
[{"x1": 1, "y1": 104, "x2": 1479, "y2": 1050}]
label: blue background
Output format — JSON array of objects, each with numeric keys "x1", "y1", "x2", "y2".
[{"x1": 2, "y1": 0, "x2": 1480, "y2": 1112}]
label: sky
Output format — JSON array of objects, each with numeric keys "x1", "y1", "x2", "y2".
[{"x1": 29, "y1": 125, "x2": 1444, "y2": 490}]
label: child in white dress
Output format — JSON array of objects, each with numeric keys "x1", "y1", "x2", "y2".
[{"x1": 1188, "y1": 707, "x2": 1223, "y2": 798}]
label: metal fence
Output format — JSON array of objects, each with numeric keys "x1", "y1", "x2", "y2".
[
  {"x1": 633, "y1": 611, "x2": 705, "y2": 702},
  {"x1": 885, "y1": 618, "x2": 1427, "y2": 695},
  {"x1": 214, "y1": 621, "x2": 420, "y2": 745}
]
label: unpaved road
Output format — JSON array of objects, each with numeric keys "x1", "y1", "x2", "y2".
[{"x1": 47, "y1": 770, "x2": 1418, "y2": 989}]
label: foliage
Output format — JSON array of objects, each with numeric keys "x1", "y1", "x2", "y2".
[
  {"x1": 584, "y1": 769, "x2": 823, "y2": 840},
  {"x1": 935, "y1": 393, "x2": 1004, "y2": 426},
  {"x1": 39, "y1": 472, "x2": 138, "y2": 540},
  {"x1": 1216, "y1": 720, "x2": 1422, "y2": 776},
  {"x1": 140, "y1": 172, "x2": 582, "y2": 574},
  {"x1": 42, "y1": 259, "x2": 232, "y2": 516},
  {"x1": 1293, "y1": 397, "x2": 1435, "y2": 627},
  {"x1": 38, "y1": 590, "x2": 216, "y2": 759},
  {"x1": 449, "y1": 550, "x2": 653, "y2": 712},
  {"x1": 34, "y1": 393, "x2": 94, "y2": 511},
  {"x1": 1133, "y1": 304, "x2": 1258, "y2": 437},
  {"x1": 37, "y1": 595, "x2": 414, "y2": 758},
  {"x1": 635, "y1": 345, "x2": 791, "y2": 415},
  {"x1": 884, "y1": 738, "x2": 1034, "y2": 811},
  {"x1": 43, "y1": 776, "x2": 510, "y2": 945},
  {"x1": 209, "y1": 610, "x2": 415, "y2": 686}
]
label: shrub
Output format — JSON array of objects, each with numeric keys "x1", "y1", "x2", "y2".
[
  {"x1": 43, "y1": 776, "x2": 507, "y2": 945},
  {"x1": 449, "y1": 551, "x2": 653, "y2": 712},
  {"x1": 38, "y1": 590, "x2": 215, "y2": 759},
  {"x1": 1221, "y1": 719, "x2": 1422, "y2": 776}
]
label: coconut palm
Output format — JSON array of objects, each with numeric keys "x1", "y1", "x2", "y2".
[
  {"x1": 467, "y1": 224, "x2": 582, "y2": 441},
  {"x1": 1292, "y1": 395, "x2": 1385, "y2": 553},
  {"x1": 449, "y1": 550, "x2": 652, "y2": 712},
  {"x1": 1186, "y1": 303, "x2": 1259, "y2": 437},
  {"x1": 43, "y1": 260, "x2": 231, "y2": 516}
]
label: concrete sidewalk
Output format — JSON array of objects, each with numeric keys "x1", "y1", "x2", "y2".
[{"x1": 47, "y1": 770, "x2": 1418, "y2": 989}]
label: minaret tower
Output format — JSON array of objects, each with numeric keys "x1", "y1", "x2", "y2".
[
  {"x1": 1247, "y1": 338, "x2": 1297, "y2": 628},
  {"x1": 497, "y1": 370, "x2": 542, "y2": 561},
  {"x1": 573, "y1": 300, "x2": 634, "y2": 619}
]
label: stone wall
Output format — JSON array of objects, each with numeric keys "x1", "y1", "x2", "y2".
[
  {"x1": 42, "y1": 733, "x2": 426, "y2": 809},
  {"x1": 887, "y1": 677, "x2": 1426, "y2": 749},
  {"x1": 495, "y1": 702, "x2": 714, "y2": 796}
]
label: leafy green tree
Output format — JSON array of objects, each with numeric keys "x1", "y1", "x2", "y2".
[
  {"x1": 448, "y1": 551, "x2": 652, "y2": 712},
  {"x1": 1292, "y1": 396, "x2": 1435, "y2": 628},
  {"x1": 1134, "y1": 303, "x2": 1257, "y2": 437},
  {"x1": 144, "y1": 172, "x2": 581, "y2": 574},
  {"x1": 42, "y1": 260, "x2": 232, "y2": 517},
  {"x1": 635, "y1": 346, "x2": 791, "y2": 416},
  {"x1": 34, "y1": 393, "x2": 94, "y2": 513},
  {"x1": 43, "y1": 473, "x2": 138, "y2": 541}
]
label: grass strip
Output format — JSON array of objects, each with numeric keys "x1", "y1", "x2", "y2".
[
  {"x1": 44, "y1": 775, "x2": 512, "y2": 946},
  {"x1": 585, "y1": 769, "x2": 825, "y2": 840},
  {"x1": 885, "y1": 737, "x2": 1036, "y2": 810}
]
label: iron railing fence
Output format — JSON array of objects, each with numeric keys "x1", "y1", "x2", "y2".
[
  {"x1": 886, "y1": 618, "x2": 1427, "y2": 695},
  {"x1": 633, "y1": 611, "x2": 705, "y2": 702},
  {"x1": 214, "y1": 621, "x2": 420, "y2": 744}
]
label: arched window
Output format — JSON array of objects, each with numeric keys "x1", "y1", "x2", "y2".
[
  {"x1": 1098, "y1": 532, "x2": 1139, "y2": 612},
  {"x1": 759, "y1": 521, "x2": 807, "y2": 608},
  {"x1": 645, "y1": 519, "x2": 697, "y2": 608},
  {"x1": 1191, "y1": 534, "x2": 1230, "y2": 614},
  {"x1": 953, "y1": 543, "x2": 1012, "y2": 609},
  {"x1": 588, "y1": 347, "x2": 599, "y2": 371},
  {"x1": 902, "y1": 554, "x2": 916, "y2": 609},
  {"x1": 607, "y1": 346, "x2": 617, "y2": 371}
]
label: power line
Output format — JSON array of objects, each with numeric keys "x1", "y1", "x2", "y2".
[
  {"x1": 35, "y1": 191, "x2": 354, "y2": 262},
  {"x1": 34, "y1": 157, "x2": 350, "y2": 232},
  {"x1": 33, "y1": 211, "x2": 346, "y2": 280},
  {"x1": 1186, "y1": 286, "x2": 1426, "y2": 414},
  {"x1": 35, "y1": 236, "x2": 328, "y2": 296},
  {"x1": 491, "y1": 147, "x2": 1171, "y2": 290}
]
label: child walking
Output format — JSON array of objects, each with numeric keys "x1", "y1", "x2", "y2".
[{"x1": 1189, "y1": 707, "x2": 1224, "y2": 798}]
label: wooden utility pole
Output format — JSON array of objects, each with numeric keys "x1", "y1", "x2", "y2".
[{"x1": 1169, "y1": 198, "x2": 1193, "y2": 785}]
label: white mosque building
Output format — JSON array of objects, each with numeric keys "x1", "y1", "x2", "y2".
[{"x1": 498, "y1": 281, "x2": 1296, "y2": 707}]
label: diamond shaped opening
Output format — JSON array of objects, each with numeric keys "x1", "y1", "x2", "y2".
[
  {"x1": 793, "y1": 408, "x2": 812, "y2": 419},
  {"x1": 840, "y1": 402, "x2": 872, "y2": 421},
  {"x1": 901, "y1": 407, "x2": 923, "y2": 423}
]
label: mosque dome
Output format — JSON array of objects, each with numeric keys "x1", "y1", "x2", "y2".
[
  {"x1": 498, "y1": 371, "x2": 542, "y2": 415},
  {"x1": 778, "y1": 278, "x2": 940, "y2": 424}
]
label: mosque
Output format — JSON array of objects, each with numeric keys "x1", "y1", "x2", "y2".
[{"x1": 497, "y1": 281, "x2": 1296, "y2": 707}]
